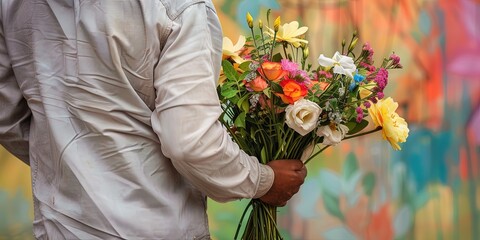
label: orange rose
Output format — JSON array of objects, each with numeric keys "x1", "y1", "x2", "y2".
[
  {"x1": 245, "y1": 76, "x2": 268, "y2": 92},
  {"x1": 258, "y1": 61, "x2": 287, "y2": 81},
  {"x1": 277, "y1": 79, "x2": 308, "y2": 104}
]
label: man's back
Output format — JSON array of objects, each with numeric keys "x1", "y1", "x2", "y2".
[{"x1": 0, "y1": 0, "x2": 275, "y2": 238}]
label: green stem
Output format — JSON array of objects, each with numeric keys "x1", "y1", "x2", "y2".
[
  {"x1": 270, "y1": 32, "x2": 277, "y2": 60},
  {"x1": 304, "y1": 145, "x2": 330, "y2": 165},
  {"x1": 234, "y1": 200, "x2": 254, "y2": 240},
  {"x1": 250, "y1": 28, "x2": 261, "y2": 62},
  {"x1": 260, "y1": 29, "x2": 267, "y2": 56},
  {"x1": 304, "y1": 126, "x2": 382, "y2": 165},
  {"x1": 343, "y1": 126, "x2": 382, "y2": 140},
  {"x1": 282, "y1": 43, "x2": 288, "y2": 59}
]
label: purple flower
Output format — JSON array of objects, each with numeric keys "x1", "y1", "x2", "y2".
[
  {"x1": 377, "y1": 92, "x2": 385, "y2": 99},
  {"x1": 318, "y1": 70, "x2": 333, "y2": 79},
  {"x1": 281, "y1": 59, "x2": 299, "y2": 76},
  {"x1": 362, "y1": 42, "x2": 373, "y2": 52},
  {"x1": 374, "y1": 68, "x2": 388, "y2": 90},
  {"x1": 390, "y1": 53, "x2": 401, "y2": 65},
  {"x1": 363, "y1": 101, "x2": 371, "y2": 108},
  {"x1": 360, "y1": 62, "x2": 376, "y2": 72},
  {"x1": 296, "y1": 69, "x2": 310, "y2": 82},
  {"x1": 355, "y1": 107, "x2": 364, "y2": 122},
  {"x1": 356, "y1": 115, "x2": 363, "y2": 123},
  {"x1": 362, "y1": 42, "x2": 375, "y2": 64}
]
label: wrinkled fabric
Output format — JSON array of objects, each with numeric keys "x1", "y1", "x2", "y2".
[{"x1": 0, "y1": 0, "x2": 274, "y2": 239}]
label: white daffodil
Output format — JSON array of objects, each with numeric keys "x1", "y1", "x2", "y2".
[
  {"x1": 222, "y1": 35, "x2": 246, "y2": 63},
  {"x1": 266, "y1": 21, "x2": 308, "y2": 48},
  {"x1": 318, "y1": 51, "x2": 356, "y2": 78}
]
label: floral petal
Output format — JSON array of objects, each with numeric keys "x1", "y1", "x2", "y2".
[
  {"x1": 318, "y1": 54, "x2": 335, "y2": 67},
  {"x1": 222, "y1": 37, "x2": 234, "y2": 50},
  {"x1": 293, "y1": 26, "x2": 308, "y2": 36},
  {"x1": 233, "y1": 35, "x2": 246, "y2": 52},
  {"x1": 284, "y1": 21, "x2": 300, "y2": 36}
]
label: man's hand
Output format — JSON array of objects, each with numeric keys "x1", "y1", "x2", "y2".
[{"x1": 259, "y1": 159, "x2": 307, "y2": 207}]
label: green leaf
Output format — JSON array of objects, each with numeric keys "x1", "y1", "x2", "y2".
[
  {"x1": 329, "y1": 98, "x2": 339, "y2": 109},
  {"x1": 239, "y1": 61, "x2": 252, "y2": 71},
  {"x1": 342, "y1": 153, "x2": 358, "y2": 181},
  {"x1": 263, "y1": 88, "x2": 271, "y2": 98},
  {"x1": 234, "y1": 112, "x2": 246, "y2": 129},
  {"x1": 238, "y1": 71, "x2": 250, "y2": 82},
  {"x1": 346, "y1": 119, "x2": 369, "y2": 135},
  {"x1": 362, "y1": 172, "x2": 376, "y2": 196},
  {"x1": 222, "y1": 60, "x2": 238, "y2": 81},
  {"x1": 221, "y1": 88, "x2": 239, "y2": 99},
  {"x1": 237, "y1": 94, "x2": 250, "y2": 113},
  {"x1": 221, "y1": 81, "x2": 237, "y2": 89},
  {"x1": 270, "y1": 81, "x2": 283, "y2": 93},
  {"x1": 271, "y1": 53, "x2": 283, "y2": 62},
  {"x1": 322, "y1": 191, "x2": 344, "y2": 220},
  {"x1": 260, "y1": 147, "x2": 267, "y2": 164}
]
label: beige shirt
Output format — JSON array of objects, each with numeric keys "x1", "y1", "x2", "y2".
[{"x1": 0, "y1": 0, "x2": 274, "y2": 239}]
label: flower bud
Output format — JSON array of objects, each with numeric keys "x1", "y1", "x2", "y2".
[
  {"x1": 348, "y1": 37, "x2": 358, "y2": 52},
  {"x1": 246, "y1": 12, "x2": 253, "y2": 29},
  {"x1": 303, "y1": 47, "x2": 309, "y2": 58},
  {"x1": 274, "y1": 16, "x2": 281, "y2": 32},
  {"x1": 258, "y1": 19, "x2": 263, "y2": 29},
  {"x1": 389, "y1": 53, "x2": 401, "y2": 65}
]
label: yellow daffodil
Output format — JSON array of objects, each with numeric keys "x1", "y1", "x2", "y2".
[
  {"x1": 266, "y1": 21, "x2": 308, "y2": 48},
  {"x1": 368, "y1": 97, "x2": 409, "y2": 150},
  {"x1": 222, "y1": 35, "x2": 246, "y2": 64}
]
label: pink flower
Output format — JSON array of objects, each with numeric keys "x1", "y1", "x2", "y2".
[
  {"x1": 280, "y1": 59, "x2": 299, "y2": 75},
  {"x1": 318, "y1": 70, "x2": 333, "y2": 79},
  {"x1": 374, "y1": 68, "x2": 388, "y2": 90},
  {"x1": 389, "y1": 54, "x2": 400, "y2": 65}
]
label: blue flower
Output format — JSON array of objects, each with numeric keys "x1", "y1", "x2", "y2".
[{"x1": 349, "y1": 71, "x2": 365, "y2": 91}]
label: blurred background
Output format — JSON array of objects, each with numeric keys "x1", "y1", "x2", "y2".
[{"x1": 1, "y1": 0, "x2": 479, "y2": 239}]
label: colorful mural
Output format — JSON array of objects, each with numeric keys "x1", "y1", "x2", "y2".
[{"x1": 1, "y1": 0, "x2": 479, "y2": 239}]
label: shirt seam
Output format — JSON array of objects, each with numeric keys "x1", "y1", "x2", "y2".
[{"x1": 158, "y1": 0, "x2": 215, "y2": 21}]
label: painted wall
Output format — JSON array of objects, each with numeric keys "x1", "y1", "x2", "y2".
[
  {"x1": 1, "y1": 0, "x2": 479, "y2": 239},
  {"x1": 210, "y1": 0, "x2": 480, "y2": 239}
]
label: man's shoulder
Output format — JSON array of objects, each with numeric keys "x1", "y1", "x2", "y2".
[{"x1": 158, "y1": 0, "x2": 214, "y2": 20}]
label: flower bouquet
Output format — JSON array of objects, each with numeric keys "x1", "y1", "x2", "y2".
[{"x1": 218, "y1": 10, "x2": 409, "y2": 240}]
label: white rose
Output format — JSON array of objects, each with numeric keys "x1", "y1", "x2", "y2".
[
  {"x1": 317, "y1": 123, "x2": 349, "y2": 145},
  {"x1": 285, "y1": 99, "x2": 322, "y2": 136}
]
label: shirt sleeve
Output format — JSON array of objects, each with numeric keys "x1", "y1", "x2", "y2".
[
  {"x1": 150, "y1": 2, "x2": 273, "y2": 202},
  {"x1": 0, "y1": 15, "x2": 31, "y2": 165}
]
